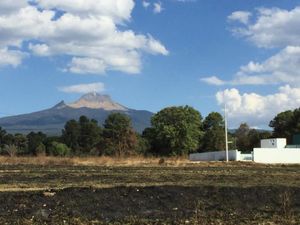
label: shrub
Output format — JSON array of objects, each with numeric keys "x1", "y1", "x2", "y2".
[{"x1": 48, "y1": 142, "x2": 70, "y2": 156}]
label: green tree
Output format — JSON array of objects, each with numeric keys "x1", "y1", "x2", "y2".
[
  {"x1": 62, "y1": 116, "x2": 102, "y2": 155},
  {"x1": 27, "y1": 132, "x2": 47, "y2": 155},
  {"x1": 35, "y1": 143, "x2": 46, "y2": 156},
  {"x1": 201, "y1": 112, "x2": 225, "y2": 152},
  {"x1": 148, "y1": 106, "x2": 203, "y2": 156},
  {"x1": 78, "y1": 116, "x2": 102, "y2": 154},
  {"x1": 235, "y1": 123, "x2": 251, "y2": 152},
  {"x1": 0, "y1": 127, "x2": 7, "y2": 149},
  {"x1": 13, "y1": 133, "x2": 28, "y2": 155},
  {"x1": 269, "y1": 110, "x2": 294, "y2": 143},
  {"x1": 48, "y1": 141, "x2": 70, "y2": 156},
  {"x1": 62, "y1": 119, "x2": 81, "y2": 152},
  {"x1": 102, "y1": 113, "x2": 137, "y2": 157}
]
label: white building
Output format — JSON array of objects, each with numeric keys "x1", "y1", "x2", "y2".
[{"x1": 189, "y1": 138, "x2": 300, "y2": 164}]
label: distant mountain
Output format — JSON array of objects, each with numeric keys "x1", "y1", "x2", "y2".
[{"x1": 0, "y1": 93, "x2": 153, "y2": 135}]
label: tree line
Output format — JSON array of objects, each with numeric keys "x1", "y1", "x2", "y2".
[{"x1": 1, "y1": 106, "x2": 298, "y2": 157}]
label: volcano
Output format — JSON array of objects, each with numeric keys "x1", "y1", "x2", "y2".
[{"x1": 0, "y1": 93, "x2": 153, "y2": 135}]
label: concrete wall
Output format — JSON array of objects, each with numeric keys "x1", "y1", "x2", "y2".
[
  {"x1": 253, "y1": 148, "x2": 300, "y2": 164},
  {"x1": 189, "y1": 150, "x2": 239, "y2": 161},
  {"x1": 261, "y1": 138, "x2": 286, "y2": 149}
]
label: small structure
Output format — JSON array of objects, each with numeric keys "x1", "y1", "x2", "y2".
[
  {"x1": 189, "y1": 138, "x2": 300, "y2": 164},
  {"x1": 253, "y1": 138, "x2": 300, "y2": 164}
]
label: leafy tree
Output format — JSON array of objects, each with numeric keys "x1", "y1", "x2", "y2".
[
  {"x1": 48, "y1": 141, "x2": 70, "y2": 156},
  {"x1": 235, "y1": 123, "x2": 251, "y2": 152},
  {"x1": 148, "y1": 106, "x2": 203, "y2": 156},
  {"x1": 0, "y1": 127, "x2": 7, "y2": 149},
  {"x1": 35, "y1": 143, "x2": 46, "y2": 156},
  {"x1": 62, "y1": 119, "x2": 81, "y2": 152},
  {"x1": 102, "y1": 113, "x2": 137, "y2": 157},
  {"x1": 27, "y1": 132, "x2": 47, "y2": 155},
  {"x1": 78, "y1": 116, "x2": 102, "y2": 154},
  {"x1": 13, "y1": 133, "x2": 28, "y2": 155},
  {"x1": 62, "y1": 116, "x2": 102, "y2": 154},
  {"x1": 201, "y1": 112, "x2": 225, "y2": 152},
  {"x1": 269, "y1": 110, "x2": 294, "y2": 143}
]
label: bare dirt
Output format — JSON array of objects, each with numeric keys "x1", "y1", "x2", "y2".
[{"x1": 0, "y1": 161, "x2": 299, "y2": 224}]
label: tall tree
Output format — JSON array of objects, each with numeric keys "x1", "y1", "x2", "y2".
[
  {"x1": 62, "y1": 119, "x2": 81, "y2": 152},
  {"x1": 235, "y1": 123, "x2": 251, "y2": 152},
  {"x1": 201, "y1": 112, "x2": 225, "y2": 152},
  {"x1": 269, "y1": 110, "x2": 294, "y2": 143},
  {"x1": 148, "y1": 106, "x2": 203, "y2": 156},
  {"x1": 27, "y1": 132, "x2": 47, "y2": 155},
  {"x1": 0, "y1": 127, "x2": 7, "y2": 149},
  {"x1": 102, "y1": 113, "x2": 137, "y2": 157}
]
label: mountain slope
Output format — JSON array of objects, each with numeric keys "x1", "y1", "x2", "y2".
[{"x1": 0, "y1": 93, "x2": 153, "y2": 135}]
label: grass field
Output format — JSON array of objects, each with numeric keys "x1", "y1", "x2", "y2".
[{"x1": 0, "y1": 157, "x2": 299, "y2": 224}]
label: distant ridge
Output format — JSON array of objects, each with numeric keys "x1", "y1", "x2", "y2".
[{"x1": 0, "y1": 93, "x2": 153, "y2": 135}]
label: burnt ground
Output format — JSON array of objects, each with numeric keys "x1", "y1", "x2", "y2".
[{"x1": 0, "y1": 162, "x2": 300, "y2": 224}]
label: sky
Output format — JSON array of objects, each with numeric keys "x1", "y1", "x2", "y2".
[{"x1": 1, "y1": 0, "x2": 300, "y2": 129}]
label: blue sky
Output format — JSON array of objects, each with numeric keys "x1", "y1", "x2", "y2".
[{"x1": 1, "y1": 0, "x2": 300, "y2": 128}]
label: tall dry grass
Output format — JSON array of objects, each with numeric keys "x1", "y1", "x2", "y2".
[{"x1": 0, "y1": 155, "x2": 190, "y2": 167}]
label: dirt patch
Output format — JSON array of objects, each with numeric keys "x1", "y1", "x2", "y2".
[{"x1": 0, "y1": 185, "x2": 299, "y2": 224}]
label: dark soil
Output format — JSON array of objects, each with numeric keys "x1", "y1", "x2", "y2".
[
  {"x1": 0, "y1": 163, "x2": 300, "y2": 224},
  {"x1": 1, "y1": 186, "x2": 299, "y2": 224}
]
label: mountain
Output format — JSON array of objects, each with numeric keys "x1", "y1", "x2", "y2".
[{"x1": 0, "y1": 93, "x2": 153, "y2": 135}]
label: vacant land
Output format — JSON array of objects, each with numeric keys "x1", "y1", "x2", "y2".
[{"x1": 0, "y1": 157, "x2": 299, "y2": 224}]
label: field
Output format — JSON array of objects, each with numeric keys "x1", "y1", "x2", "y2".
[{"x1": 0, "y1": 157, "x2": 300, "y2": 224}]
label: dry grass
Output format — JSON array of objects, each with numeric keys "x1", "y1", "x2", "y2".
[{"x1": 0, "y1": 156, "x2": 191, "y2": 167}]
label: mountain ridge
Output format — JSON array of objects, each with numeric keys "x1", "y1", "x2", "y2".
[{"x1": 0, "y1": 93, "x2": 153, "y2": 135}]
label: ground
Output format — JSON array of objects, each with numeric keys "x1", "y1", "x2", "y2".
[{"x1": 0, "y1": 157, "x2": 299, "y2": 224}]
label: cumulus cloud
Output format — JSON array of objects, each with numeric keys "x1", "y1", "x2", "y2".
[
  {"x1": 216, "y1": 85, "x2": 300, "y2": 127},
  {"x1": 0, "y1": 0, "x2": 168, "y2": 74},
  {"x1": 153, "y1": 2, "x2": 163, "y2": 14},
  {"x1": 228, "y1": 11, "x2": 252, "y2": 25},
  {"x1": 203, "y1": 6, "x2": 300, "y2": 87},
  {"x1": 59, "y1": 82, "x2": 105, "y2": 94},
  {"x1": 230, "y1": 7, "x2": 300, "y2": 48},
  {"x1": 0, "y1": 48, "x2": 26, "y2": 67},
  {"x1": 202, "y1": 46, "x2": 300, "y2": 86}
]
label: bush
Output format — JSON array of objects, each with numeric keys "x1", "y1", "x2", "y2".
[
  {"x1": 35, "y1": 143, "x2": 46, "y2": 156},
  {"x1": 48, "y1": 142, "x2": 70, "y2": 156},
  {"x1": 3, "y1": 144, "x2": 18, "y2": 157}
]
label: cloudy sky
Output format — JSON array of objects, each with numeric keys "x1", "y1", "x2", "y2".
[{"x1": 1, "y1": 0, "x2": 300, "y2": 129}]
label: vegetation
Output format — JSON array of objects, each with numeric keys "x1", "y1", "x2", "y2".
[
  {"x1": 1, "y1": 106, "x2": 300, "y2": 157},
  {"x1": 269, "y1": 108, "x2": 300, "y2": 144},
  {"x1": 143, "y1": 106, "x2": 203, "y2": 156}
]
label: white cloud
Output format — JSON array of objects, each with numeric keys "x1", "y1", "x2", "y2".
[
  {"x1": 0, "y1": 1, "x2": 168, "y2": 74},
  {"x1": 0, "y1": 48, "x2": 26, "y2": 67},
  {"x1": 142, "y1": 1, "x2": 150, "y2": 8},
  {"x1": 202, "y1": 46, "x2": 300, "y2": 86},
  {"x1": 228, "y1": 11, "x2": 252, "y2": 25},
  {"x1": 68, "y1": 58, "x2": 107, "y2": 74},
  {"x1": 230, "y1": 7, "x2": 300, "y2": 48},
  {"x1": 0, "y1": 0, "x2": 28, "y2": 15},
  {"x1": 200, "y1": 76, "x2": 225, "y2": 86},
  {"x1": 153, "y1": 2, "x2": 163, "y2": 14},
  {"x1": 59, "y1": 82, "x2": 105, "y2": 94},
  {"x1": 216, "y1": 85, "x2": 300, "y2": 127}
]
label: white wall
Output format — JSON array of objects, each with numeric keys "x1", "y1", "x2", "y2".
[
  {"x1": 189, "y1": 150, "x2": 239, "y2": 161},
  {"x1": 261, "y1": 138, "x2": 286, "y2": 149},
  {"x1": 253, "y1": 148, "x2": 300, "y2": 164}
]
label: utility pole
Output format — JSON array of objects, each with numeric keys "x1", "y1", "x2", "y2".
[{"x1": 224, "y1": 104, "x2": 229, "y2": 162}]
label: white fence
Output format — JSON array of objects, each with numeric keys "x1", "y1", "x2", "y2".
[
  {"x1": 189, "y1": 150, "x2": 252, "y2": 162},
  {"x1": 253, "y1": 148, "x2": 300, "y2": 164}
]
